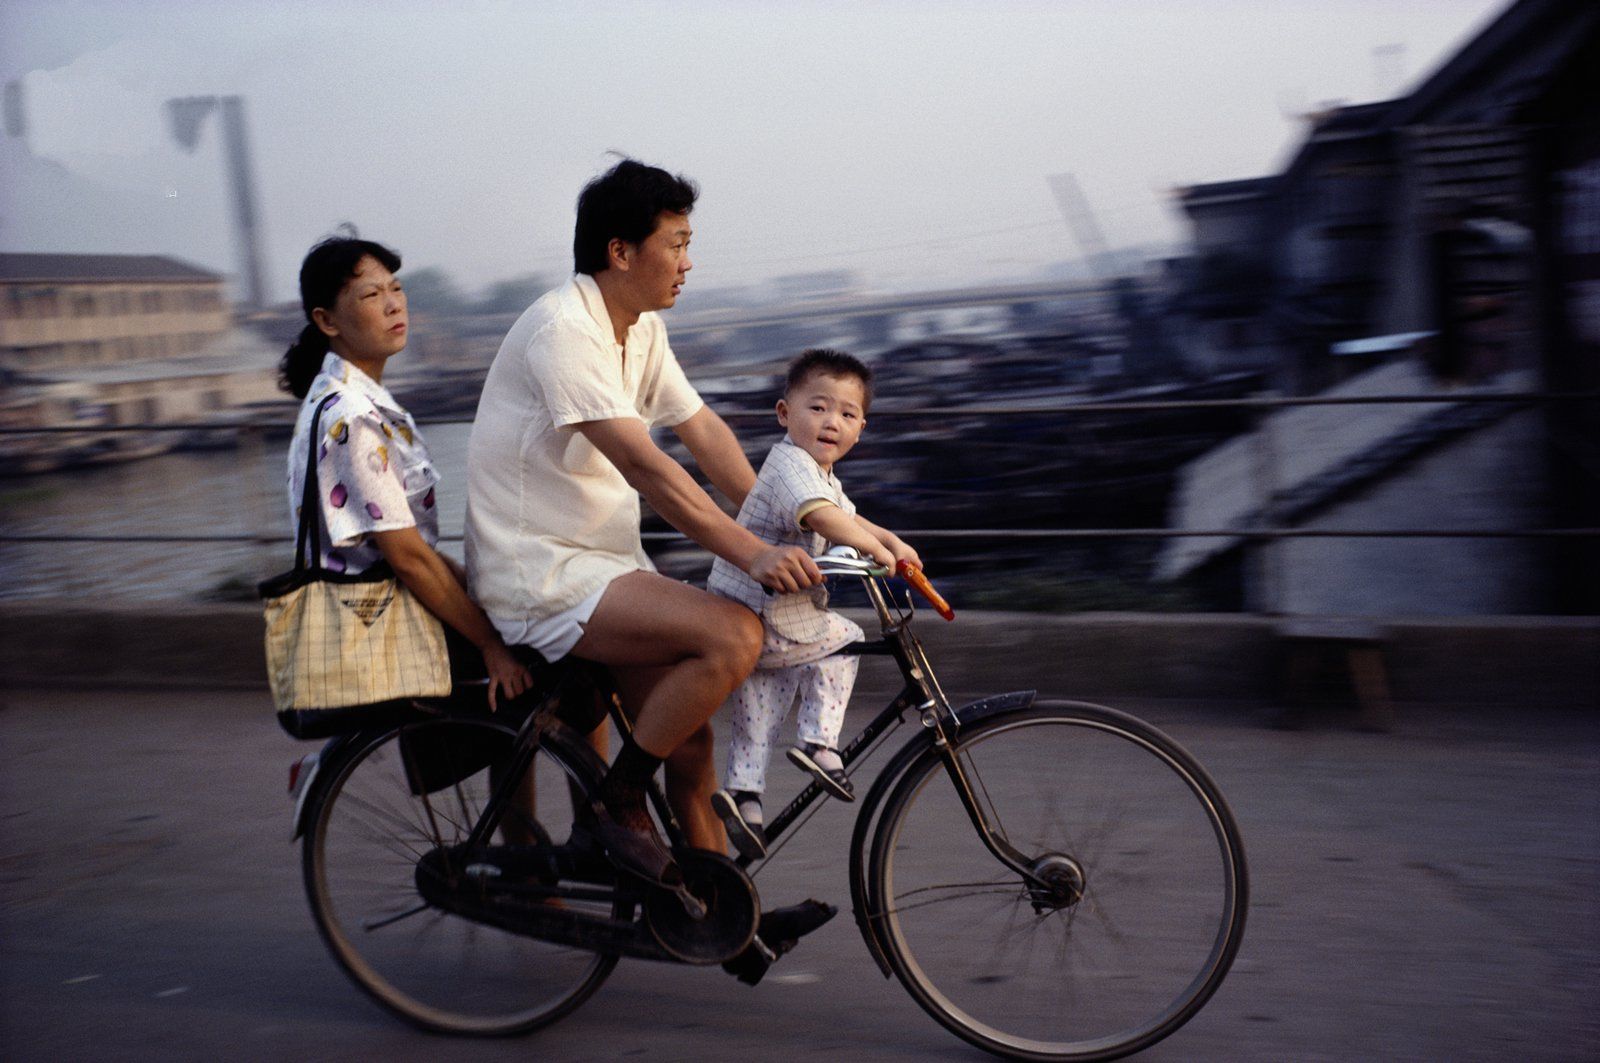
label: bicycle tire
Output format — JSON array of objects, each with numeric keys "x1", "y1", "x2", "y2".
[
  {"x1": 866, "y1": 700, "x2": 1247, "y2": 1061},
  {"x1": 302, "y1": 716, "x2": 621, "y2": 1035}
]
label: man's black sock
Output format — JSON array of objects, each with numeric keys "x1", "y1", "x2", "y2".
[{"x1": 598, "y1": 735, "x2": 664, "y2": 832}]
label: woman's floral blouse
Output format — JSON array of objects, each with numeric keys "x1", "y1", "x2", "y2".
[{"x1": 285, "y1": 352, "x2": 440, "y2": 574}]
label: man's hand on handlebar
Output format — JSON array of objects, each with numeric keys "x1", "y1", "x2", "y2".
[{"x1": 749, "y1": 544, "x2": 823, "y2": 594}]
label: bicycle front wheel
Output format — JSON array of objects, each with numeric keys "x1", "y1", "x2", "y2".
[
  {"x1": 868, "y1": 701, "x2": 1247, "y2": 1061},
  {"x1": 303, "y1": 717, "x2": 621, "y2": 1035}
]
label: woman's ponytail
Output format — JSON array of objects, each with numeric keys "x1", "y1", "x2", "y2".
[{"x1": 279, "y1": 322, "x2": 331, "y2": 398}]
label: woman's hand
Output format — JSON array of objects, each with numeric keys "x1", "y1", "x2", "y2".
[
  {"x1": 372, "y1": 527, "x2": 535, "y2": 711},
  {"x1": 481, "y1": 640, "x2": 533, "y2": 712}
]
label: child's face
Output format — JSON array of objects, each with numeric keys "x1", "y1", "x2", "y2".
[{"x1": 777, "y1": 371, "x2": 867, "y2": 471}]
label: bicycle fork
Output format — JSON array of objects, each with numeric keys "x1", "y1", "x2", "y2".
[{"x1": 934, "y1": 740, "x2": 1084, "y2": 907}]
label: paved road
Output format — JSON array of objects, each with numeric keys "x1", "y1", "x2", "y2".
[{"x1": 1, "y1": 685, "x2": 1596, "y2": 1061}]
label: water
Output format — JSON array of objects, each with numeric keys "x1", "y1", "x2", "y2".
[{"x1": 1, "y1": 423, "x2": 475, "y2": 600}]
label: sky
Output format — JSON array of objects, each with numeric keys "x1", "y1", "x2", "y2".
[{"x1": 0, "y1": 0, "x2": 1509, "y2": 304}]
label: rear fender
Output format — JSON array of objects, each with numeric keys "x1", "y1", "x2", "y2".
[{"x1": 290, "y1": 734, "x2": 360, "y2": 842}]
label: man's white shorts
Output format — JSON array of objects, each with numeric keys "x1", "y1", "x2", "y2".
[{"x1": 492, "y1": 583, "x2": 609, "y2": 662}]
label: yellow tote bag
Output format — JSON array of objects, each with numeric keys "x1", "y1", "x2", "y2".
[
  {"x1": 262, "y1": 572, "x2": 450, "y2": 712},
  {"x1": 260, "y1": 393, "x2": 450, "y2": 723}
]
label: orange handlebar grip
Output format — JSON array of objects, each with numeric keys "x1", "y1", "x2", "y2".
[{"x1": 897, "y1": 560, "x2": 955, "y2": 621}]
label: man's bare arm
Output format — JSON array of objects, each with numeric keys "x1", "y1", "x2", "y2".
[
  {"x1": 577, "y1": 416, "x2": 819, "y2": 592},
  {"x1": 671, "y1": 406, "x2": 757, "y2": 509}
]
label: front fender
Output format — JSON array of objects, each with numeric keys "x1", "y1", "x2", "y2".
[{"x1": 847, "y1": 690, "x2": 1036, "y2": 977}]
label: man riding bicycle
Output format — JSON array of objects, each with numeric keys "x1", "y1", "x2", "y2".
[{"x1": 464, "y1": 158, "x2": 832, "y2": 973}]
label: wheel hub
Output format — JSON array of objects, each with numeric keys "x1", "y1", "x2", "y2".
[{"x1": 1026, "y1": 853, "x2": 1085, "y2": 911}]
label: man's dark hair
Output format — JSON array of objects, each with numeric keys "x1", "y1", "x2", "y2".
[
  {"x1": 784, "y1": 348, "x2": 874, "y2": 412},
  {"x1": 572, "y1": 159, "x2": 698, "y2": 275}
]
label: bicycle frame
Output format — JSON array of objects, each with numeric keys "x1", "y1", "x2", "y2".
[
  {"x1": 738, "y1": 564, "x2": 1052, "y2": 895},
  {"x1": 329, "y1": 559, "x2": 1054, "y2": 943},
  {"x1": 457, "y1": 667, "x2": 689, "y2": 861}
]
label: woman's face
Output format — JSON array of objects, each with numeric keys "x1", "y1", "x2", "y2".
[{"x1": 313, "y1": 255, "x2": 408, "y2": 365}]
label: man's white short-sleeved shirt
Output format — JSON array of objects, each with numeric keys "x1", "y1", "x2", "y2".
[{"x1": 465, "y1": 273, "x2": 703, "y2": 641}]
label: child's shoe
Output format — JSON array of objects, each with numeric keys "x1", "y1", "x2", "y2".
[
  {"x1": 712, "y1": 788, "x2": 767, "y2": 859},
  {"x1": 787, "y1": 743, "x2": 854, "y2": 802}
]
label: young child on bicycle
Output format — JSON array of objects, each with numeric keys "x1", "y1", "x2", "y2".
[{"x1": 707, "y1": 349, "x2": 920, "y2": 859}]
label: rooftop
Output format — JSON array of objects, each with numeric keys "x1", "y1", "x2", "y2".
[{"x1": 0, "y1": 253, "x2": 222, "y2": 285}]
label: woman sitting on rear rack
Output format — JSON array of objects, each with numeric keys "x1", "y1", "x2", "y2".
[{"x1": 279, "y1": 232, "x2": 532, "y2": 708}]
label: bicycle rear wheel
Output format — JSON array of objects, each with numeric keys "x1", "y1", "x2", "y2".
[
  {"x1": 303, "y1": 717, "x2": 620, "y2": 1035},
  {"x1": 867, "y1": 701, "x2": 1246, "y2": 1061}
]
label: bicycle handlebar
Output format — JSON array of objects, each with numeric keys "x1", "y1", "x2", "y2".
[
  {"x1": 898, "y1": 559, "x2": 955, "y2": 621},
  {"x1": 813, "y1": 551, "x2": 891, "y2": 579},
  {"x1": 811, "y1": 547, "x2": 955, "y2": 622}
]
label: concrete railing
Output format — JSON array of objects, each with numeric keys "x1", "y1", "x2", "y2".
[{"x1": 2, "y1": 600, "x2": 1594, "y2": 710}]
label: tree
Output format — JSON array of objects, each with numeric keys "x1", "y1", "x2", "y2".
[
  {"x1": 400, "y1": 267, "x2": 469, "y2": 317},
  {"x1": 476, "y1": 274, "x2": 551, "y2": 315}
]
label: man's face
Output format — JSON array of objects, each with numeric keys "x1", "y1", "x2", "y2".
[
  {"x1": 777, "y1": 371, "x2": 868, "y2": 472},
  {"x1": 622, "y1": 211, "x2": 693, "y2": 311}
]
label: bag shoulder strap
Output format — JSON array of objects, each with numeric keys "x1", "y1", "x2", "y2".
[{"x1": 295, "y1": 392, "x2": 341, "y2": 572}]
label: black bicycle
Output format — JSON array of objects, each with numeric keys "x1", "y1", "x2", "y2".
[{"x1": 288, "y1": 551, "x2": 1248, "y2": 1061}]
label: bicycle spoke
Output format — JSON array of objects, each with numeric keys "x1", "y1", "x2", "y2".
[
  {"x1": 397, "y1": 734, "x2": 449, "y2": 849},
  {"x1": 887, "y1": 880, "x2": 1023, "y2": 916},
  {"x1": 334, "y1": 817, "x2": 430, "y2": 867},
  {"x1": 361, "y1": 900, "x2": 432, "y2": 931},
  {"x1": 331, "y1": 798, "x2": 435, "y2": 864},
  {"x1": 335, "y1": 783, "x2": 428, "y2": 837}
]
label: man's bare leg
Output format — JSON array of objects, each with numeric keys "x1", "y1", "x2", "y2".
[
  {"x1": 576, "y1": 573, "x2": 837, "y2": 979},
  {"x1": 571, "y1": 570, "x2": 761, "y2": 853},
  {"x1": 611, "y1": 663, "x2": 726, "y2": 851},
  {"x1": 663, "y1": 721, "x2": 725, "y2": 850}
]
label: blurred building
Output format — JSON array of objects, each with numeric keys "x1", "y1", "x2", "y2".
[
  {"x1": 0, "y1": 253, "x2": 230, "y2": 373},
  {"x1": 1161, "y1": 0, "x2": 1600, "y2": 614},
  {"x1": 769, "y1": 269, "x2": 861, "y2": 301},
  {"x1": 1167, "y1": 177, "x2": 1280, "y2": 377},
  {"x1": 0, "y1": 252, "x2": 283, "y2": 473}
]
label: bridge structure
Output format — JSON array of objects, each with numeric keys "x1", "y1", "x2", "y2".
[{"x1": 665, "y1": 277, "x2": 1115, "y2": 342}]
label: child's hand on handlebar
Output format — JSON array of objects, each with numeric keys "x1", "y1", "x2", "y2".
[
  {"x1": 890, "y1": 542, "x2": 922, "y2": 571},
  {"x1": 749, "y1": 544, "x2": 823, "y2": 594},
  {"x1": 863, "y1": 543, "x2": 896, "y2": 571}
]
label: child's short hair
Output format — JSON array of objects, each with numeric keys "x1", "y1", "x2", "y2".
[{"x1": 784, "y1": 348, "x2": 873, "y2": 412}]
